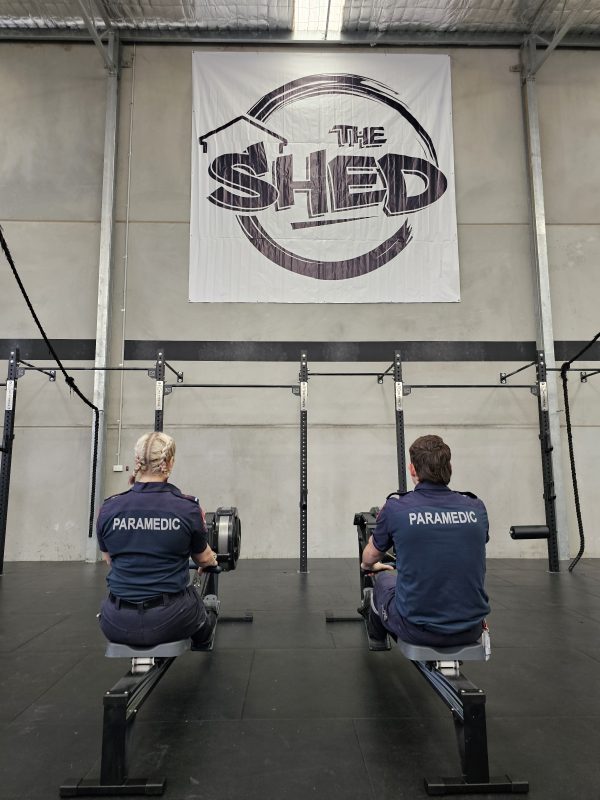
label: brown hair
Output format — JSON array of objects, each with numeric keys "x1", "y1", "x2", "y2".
[
  {"x1": 132, "y1": 432, "x2": 176, "y2": 480},
  {"x1": 409, "y1": 435, "x2": 452, "y2": 485}
]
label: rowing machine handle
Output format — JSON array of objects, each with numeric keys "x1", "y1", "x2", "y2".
[{"x1": 189, "y1": 560, "x2": 223, "y2": 574}]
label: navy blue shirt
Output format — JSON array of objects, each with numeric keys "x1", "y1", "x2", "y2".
[
  {"x1": 372, "y1": 481, "x2": 490, "y2": 634},
  {"x1": 97, "y1": 482, "x2": 208, "y2": 601}
]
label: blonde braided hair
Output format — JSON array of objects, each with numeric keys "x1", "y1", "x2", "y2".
[{"x1": 132, "y1": 432, "x2": 176, "y2": 480}]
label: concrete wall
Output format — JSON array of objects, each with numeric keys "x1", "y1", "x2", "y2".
[{"x1": 1, "y1": 43, "x2": 599, "y2": 562}]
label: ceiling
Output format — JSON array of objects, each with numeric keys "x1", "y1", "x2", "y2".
[{"x1": 1, "y1": 0, "x2": 600, "y2": 47}]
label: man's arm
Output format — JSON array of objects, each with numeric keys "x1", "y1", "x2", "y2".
[
  {"x1": 361, "y1": 535, "x2": 392, "y2": 571},
  {"x1": 191, "y1": 545, "x2": 218, "y2": 571},
  {"x1": 361, "y1": 502, "x2": 395, "y2": 571},
  {"x1": 100, "y1": 550, "x2": 111, "y2": 566}
]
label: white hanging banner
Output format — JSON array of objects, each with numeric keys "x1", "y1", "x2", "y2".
[{"x1": 190, "y1": 52, "x2": 459, "y2": 303}]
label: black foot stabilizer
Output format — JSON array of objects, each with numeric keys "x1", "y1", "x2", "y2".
[
  {"x1": 60, "y1": 656, "x2": 176, "y2": 797},
  {"x1": 418, "y1": 659, "x2": 529, "y2": 795}
]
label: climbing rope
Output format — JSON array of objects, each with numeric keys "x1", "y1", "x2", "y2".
[
  {"x1": 0, "y1": 225, "x2": 100, "y2": 538},
  {"x1": 560, "y1": 332, "x2": 600, "y2": 572}
]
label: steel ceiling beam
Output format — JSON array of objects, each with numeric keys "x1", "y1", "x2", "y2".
[
  {"x1": 527, "y1": 0, "x2": 590, "y2": 74},
  {"x1": 75, "y1": 0, "x2": 116, "y2": 72},
  {"x1": 2, "y1": 26, "x2": 600, "y2": 47}
]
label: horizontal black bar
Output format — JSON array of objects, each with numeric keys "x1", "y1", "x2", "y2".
[
  {"x1": 407, "y1": 383, "x2": 534, "y2": 389},
  {"x1": 3, "y1": 339, "x2": 600, "y2": 363},
  {"x1": 168, "y1": 383, "x2": 297, "y2": 389},
  {"x1": 548, "y1": 367, "x2": 595, "y2": 372},
  {"x1": 309, "y1": 371, "x2": 388, "y2": 377},
  {"x1": 40, "y1": 366, "x2": 151, "y2": 372}
]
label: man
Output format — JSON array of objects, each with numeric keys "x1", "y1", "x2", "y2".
[{"x1": 360, "y1": 434, "x2": 490, "y2": 647}]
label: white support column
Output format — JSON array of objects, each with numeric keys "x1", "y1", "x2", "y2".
[
  {"x1": 520, "y1": 37, "x2": 570, "y2": 561},
  {"x1": 86, "y1": 32, "x2": 120, "y2": 562}
]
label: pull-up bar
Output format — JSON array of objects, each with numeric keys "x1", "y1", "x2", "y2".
[
  {"x1": 404, "y1": 383, "x2": 535, "y2": 391},
  {"x1": 166, "y1": 383, "x2": 298, "y2": 391}
]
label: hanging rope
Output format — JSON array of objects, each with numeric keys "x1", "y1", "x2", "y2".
[
  {"x1": 560, "y1": 331, "x2": 600, "y2": 572},
  {"x1": 0, "y1": 225, "x2": 101, "y2": 539}
]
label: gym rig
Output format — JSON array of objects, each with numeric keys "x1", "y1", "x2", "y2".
[
  {"x1": 60, "y1": 507, "x2": 251, "y2": 798},
  {"x1": 0, "y1": 345, "x2": 567, "y2": 578},
  {"x1": 353, "y1": 510, "x2": 529, "y2": 797}
]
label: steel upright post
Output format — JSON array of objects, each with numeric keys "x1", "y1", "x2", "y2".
[
  {"x1": 154, "y1": 350, "x2": 166, "y2": 432},
  {"x1": 521, "y1": 38, "x2": 569, "y2": 561},
  {"x1": 299, "y1": 351, "x2": 309, "y2": 573},
  {"x1": 0, "y1": 349, "x2": 19, "y2": 575},
  {"x1": 536, "y1": 350, "x2": 560, "y2": 572},
  {"x1": 87, "y1": 32, "x2": 121, "y2": 562},
  {"x1": 393, "y1": 351, "x2": 407, "y2": 493}
]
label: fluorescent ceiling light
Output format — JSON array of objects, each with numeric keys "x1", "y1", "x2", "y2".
[{"x1": 293, "y1": 0, "x2": 344, "y2": 40}]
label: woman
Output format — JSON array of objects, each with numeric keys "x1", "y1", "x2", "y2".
[{"x1": 97, "y1": 431, "x2": 218, "y2": 648}]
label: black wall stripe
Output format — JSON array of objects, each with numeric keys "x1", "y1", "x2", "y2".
[
  {"x1": 0, "y1": 339, "x2": 96, "y2": 361},
  {"x1": 125, "y1": 340, "x2": 542, "y2": 362},
  {"x1": 1, "y1": 339, "x2": 599, "y2": 363}
]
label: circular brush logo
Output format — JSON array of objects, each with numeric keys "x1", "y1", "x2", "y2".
[{"x1": 199, "y1": 74, "x2": 447, "y2": 281}]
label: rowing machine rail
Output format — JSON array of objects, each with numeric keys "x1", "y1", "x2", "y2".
[
  {"x1": 352, "y1": 509, "x2": 529, "y2": 796},
  {"x1": 60, "y1": 507, "x2": 246, "y2": 797}
]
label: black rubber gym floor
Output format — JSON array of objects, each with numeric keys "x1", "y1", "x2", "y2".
[{"x1": 1, "y1": 558, "x2": 600, "y2": 800}]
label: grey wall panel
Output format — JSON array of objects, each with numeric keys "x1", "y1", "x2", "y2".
[
  {"x1": 118, "y1": 222, "x2": 536, "y2": 341},
  {"x1": 5, "y1": 426, "x2": 91, "y2": 560},
  {"x1": 559, "y1": 373, "x2": 600, "y2": 428},
  {"x1": 450, "y1": 49, "x2": 530, "y2": 225},
  {"x1": 0, "y1": 222, "x2": 100, "y2": 340},
  {"x1": 538, "y1": 51, "x2": 600, "y2": 226},
  {"x1": 547, "y1": 225, "x2": 600, "y2": 341},
  {"x1": 6, "y1": 370, "x2": 94, "y2": 427},
  {"x1": 116, "y1": 47, "x2": 193, "y2": 223},
  {"x1": 0, "y1": 43, "x2": 105, "y2": 222}
]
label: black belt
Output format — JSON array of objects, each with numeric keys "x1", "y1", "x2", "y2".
[{"x1": 109, "y1": 591, "x2": 184, "y2": 610}]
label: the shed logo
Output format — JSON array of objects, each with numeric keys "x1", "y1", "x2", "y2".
[{"x1": 199, "y1": 74, "x2": 447, "y2": 281}]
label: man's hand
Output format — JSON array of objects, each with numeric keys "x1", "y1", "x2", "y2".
[
  {"x1": 361, "y1": 535, "x2": 392, "y2": 573},
  {"x1": 361, "y1": 561, "x2": 394, "y2": 573},
  {"x1": 192, "y1": 546, "x2": 218, "y2": 572}
]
